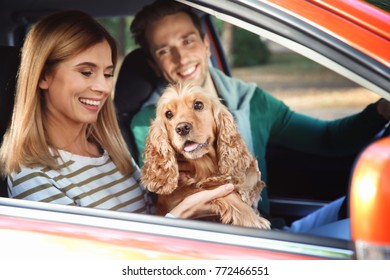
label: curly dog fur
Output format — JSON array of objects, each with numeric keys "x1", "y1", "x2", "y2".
[{"x1": 141, "y1": 82, "x2": 270, "y2": 229}]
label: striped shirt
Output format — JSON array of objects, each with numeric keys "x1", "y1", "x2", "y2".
[{"x1": 8, "y1": 149, "x2": 150, "y2": 214}]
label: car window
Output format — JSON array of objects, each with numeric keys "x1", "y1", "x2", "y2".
[
  {"x1": 215, "y1": 21, "x2": 379, "y2": 120},
  {"x1": 99, "y1": 14, "x2": 381, "y2": 121},
  {"x1": 97, "y1": 16, "x2": 136, "y2": 56},
  {"x1": 230, "y1": 31, "x2": 378, "y2": 120},
  {"x1": 365, "y1": 0, "x2": 390, "y2": 13}
]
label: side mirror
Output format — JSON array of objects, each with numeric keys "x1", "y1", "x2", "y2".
[{"x1": 350, "y1": 137, "x2": 390, "y2": 259}]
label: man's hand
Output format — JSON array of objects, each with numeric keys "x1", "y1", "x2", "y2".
[{"x1": 377, "y1": 99, "x2": 390, "y2": 121}]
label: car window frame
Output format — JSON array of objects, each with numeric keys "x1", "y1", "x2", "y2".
[{"x1": 183, "y1": 0, "x2": 390, "y2": 100}]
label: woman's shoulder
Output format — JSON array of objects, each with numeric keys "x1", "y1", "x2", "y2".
[{"x1": 8, "y1": 165, "x2": 52, "y2": 187}]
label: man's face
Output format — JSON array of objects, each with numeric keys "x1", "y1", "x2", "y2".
[{"x1": 146, "y1": 12, "x2": 211, "y2": 87}]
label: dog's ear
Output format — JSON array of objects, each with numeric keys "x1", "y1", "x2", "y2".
[
  {"x1": 213, "y1": 103, "x2": 252, "y2": 178},
  {"x1": 141, "y1": 117, "x2": 179, "y2": 195}
]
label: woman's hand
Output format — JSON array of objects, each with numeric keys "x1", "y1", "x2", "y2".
[{"x1": 169, "y1": 183, "x2": 234, "y2": 219}]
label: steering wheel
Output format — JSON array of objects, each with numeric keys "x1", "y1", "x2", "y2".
[
  {"x1": 380, "y1": 122, "x2": 390, "y2": 138},
  {"x1": 340, "y1": 121, "x2": 390, "y2": 220}
]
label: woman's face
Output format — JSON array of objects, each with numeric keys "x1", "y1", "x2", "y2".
[{"x1": 39, "y1": 40, "x2": 114, "y2": 127}]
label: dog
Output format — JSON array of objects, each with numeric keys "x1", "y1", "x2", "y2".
[{"x1": 141, "y1": 82, "x2": 270, "y2": 229}]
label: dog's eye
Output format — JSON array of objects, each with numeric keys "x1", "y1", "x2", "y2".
[
  {"x1": 165, "y1": 111, "x2": 174, "y2": 119},
  {"x1": 194, "y1": 101, "x2": 204, "y2": 111}
]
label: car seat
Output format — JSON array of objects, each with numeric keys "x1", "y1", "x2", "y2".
[
  {"x1": 0, "y1": 45, "x2": 20, "y2": 197},
  {"x1": 114, "y1": 48, "x2": 159, "y2": 164}
]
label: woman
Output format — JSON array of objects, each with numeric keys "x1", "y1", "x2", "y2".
[{"x1": 0, "y1": 10, "x2": 233, "y2": 218}]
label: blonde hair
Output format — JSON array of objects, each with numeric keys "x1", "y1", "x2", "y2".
[{"x1": 0, "y1": 10, "x2": 134, "y2": 176}]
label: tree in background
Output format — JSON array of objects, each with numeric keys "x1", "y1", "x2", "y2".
[
  {"x1": 98, "y1": 16, "x2": 136, "y2": 59},
  {"x1": 215, "y1": 18, "x2": 270, "y2": 68},
  {"x1": 232, "y1": 27, "x2": 270, "y2": 67},
  {"x1": 365, "y1": 0, "x2": 390, "y2": 12}
]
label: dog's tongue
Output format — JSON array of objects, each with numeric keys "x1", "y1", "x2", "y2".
[{"x1": 184, "y1": 142, "x2": 199, "y2": 152}]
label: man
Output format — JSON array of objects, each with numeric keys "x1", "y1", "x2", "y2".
[{"x1": 129, "y1": 0, "x2": 390, "y2": 233}]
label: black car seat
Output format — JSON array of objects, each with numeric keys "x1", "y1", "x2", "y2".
[
  {"x1": 0, "y1": 45, "x2": 20, "y2": 197},
  {"x1": 114, "y1": 48, "x2": 159, "y2": 164}
]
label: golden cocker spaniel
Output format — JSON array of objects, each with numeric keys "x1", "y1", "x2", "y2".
[{"x1": 141, "y1": 83, "x2": 270, "y2": 229}]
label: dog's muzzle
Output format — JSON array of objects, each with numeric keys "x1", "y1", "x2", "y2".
[{"x1": 176, "y1": 122, "x2": 192, "y2": 136}]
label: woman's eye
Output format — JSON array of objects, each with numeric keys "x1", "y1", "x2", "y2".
[
  {"x1": 81, "y1": 71, "x2": 93, "y2": 77},
  {"x1": 194, "y1": 101, "x2": 204, "y2": 110},
  {"x1": 165, "y1": 111, "x2": 173, "y2": 119},
  {"x1": 104, "y1": 73, "x2": 114, "y2": 78}
]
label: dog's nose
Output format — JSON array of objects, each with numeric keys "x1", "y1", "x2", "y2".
[{"x1": 176, "y1": 122, "x2": 192, "y2": 136}]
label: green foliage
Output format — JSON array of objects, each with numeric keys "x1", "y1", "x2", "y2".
[
  {"x1": 213, "y1": 17, "x2": 224, "y2": 33},
  {"x1": 232, "y1": 28, "x2": 270, "y2": 67},
  {"x1": 364, "y1": 0, "x2": 390, "y2": 12},
  {"x1": 213, "y1": 17, "x2": 270, "y2": 67},
  {"x1": 97, "y1": 16, "x2": 137, "y2": 56}
]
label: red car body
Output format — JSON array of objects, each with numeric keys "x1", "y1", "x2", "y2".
[
  {"x1": 270, "y1": 0, "x2": 390, "y2": 66},
  {"x1": 0, "y1": 0, "x2": 389, "y2": 260}
]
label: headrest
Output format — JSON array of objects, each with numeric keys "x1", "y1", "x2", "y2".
[
  {"x1": 0, "y1": 45, "x2": 20, "y2": 198},
  {"x1": 114, "y1": 48, "x2": 158, "y2": 121},
  {"x1": 0, "y1": 46, "x2": 20, "y2": 140}
]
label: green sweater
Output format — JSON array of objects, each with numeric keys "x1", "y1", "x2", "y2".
[{"x1": 131, "y1": 68, "x2": 387, "y2": 215}]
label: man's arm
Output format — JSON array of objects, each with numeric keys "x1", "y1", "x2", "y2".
[{"x1": 270, "y1": 98, "x2": 388, "y2": 156}]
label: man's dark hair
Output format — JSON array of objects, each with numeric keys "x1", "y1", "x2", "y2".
[{"x1": 131, "y1": 0, "x2": 204, "y2": 57}]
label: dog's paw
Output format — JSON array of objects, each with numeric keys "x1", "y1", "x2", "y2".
[
  {"x1": 255, "y1": 216, "x2": 271, "y2": 230},
  {"x1": 196, "y1": 175, "x2": 232, "y2": 188},
  {"x1": 239, "y1": 213, "x2": 271, "y2": 229}
]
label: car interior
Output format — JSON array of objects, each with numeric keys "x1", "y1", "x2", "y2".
[
  {"x1": 0, "y1": 9, "x2": 352, "y2": 227},
  {"x1": 0, "y1": 46, "x2": 20, "y2": 198},
  {"x1": 0, "y1": 0, "x2": 388, "y2": 244}
]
